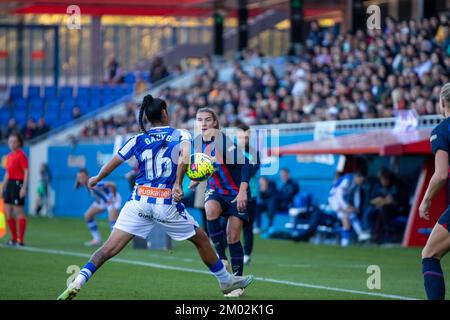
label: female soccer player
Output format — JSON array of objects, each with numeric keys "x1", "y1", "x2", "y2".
[
  {"x1": 57, "y1": 95, "x2": 253, "y2": 300},
  {"x1": 420, "y1": 82, "x2": 450, "y2": 300},
  {"x1": 74, "y1": 168, "x2": 121, "y2": 247},
  {"x1": 190, "y1": 108, "x2": 253, "y2": 297},
  {"x1": 1, "y1": 133, "x2": 28, "y2": 246}
]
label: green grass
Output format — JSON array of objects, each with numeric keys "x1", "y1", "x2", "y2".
[{"x1": 0, "y1": 216, "x2": 443, "y2": 300}]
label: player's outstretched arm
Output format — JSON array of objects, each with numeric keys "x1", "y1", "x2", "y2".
[
  {"x1": 88, "y1": 155, "x2": 124, "y2": 188},
  {"x1": 420, "y1": 150, "x2": 449, "y2": 220}
]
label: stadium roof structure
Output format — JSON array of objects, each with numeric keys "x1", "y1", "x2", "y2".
[
  {"x1": 273, "y1": 128, "x2": 433, "y2": 157},
  {"x1": 3, "y1": 0, "x2": 344, "y2": 17}
]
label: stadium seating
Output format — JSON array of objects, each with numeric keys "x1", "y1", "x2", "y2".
[
  {"x1": 0, "y1": 107, "x2": 11, "y2": 124},
  {"x1": 44, "y1": 86, "x2": 58, "y2": 99},
  {"x1": 3, "y1": 83, "x2": 134, "y2": 139},
  {"x1": 10, "y1": 85, "x2": 23, "y2": 99},
  {"x1": 27, "y1": 86, "x2": 41, "y2": 99}
]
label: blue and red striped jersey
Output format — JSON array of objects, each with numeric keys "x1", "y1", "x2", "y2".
[{"x1": 193, "y1": 132, "x2": 253, "y2": 197}]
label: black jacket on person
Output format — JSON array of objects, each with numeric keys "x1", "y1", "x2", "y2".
[{"x1": 277, "y1": 179, "x2": 300, "y2": 211}]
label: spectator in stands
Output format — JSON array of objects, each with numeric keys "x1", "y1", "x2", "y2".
[
  {"x1": 72, "y1": 107, "x2": 82, "y2": 120},
  {"x1": 277, "y1": 168, "x2": 299, "y2": 212},
  {"x1": 35, "y1": 117, "x2": 50, "y2": 137},
  {"x1": 2, "y1": 118, "x2": 20, "y2": 140},
  {"x1": 22, "y1": 118, "x2": 37, "y2": 140},
  {"x1": 103, "y1": 56, "x2": 124, "y2": 84},
  {"x1": 257, "y1": 176, "x2": 277, "y2": 232},
  {"x1": 134, "y1": 74, "x2": 148, "y2": 96},
  {"x1": 77, "y1": 16, "x2": 450, "y2": 139},
  {"x1": 150, "y1": 56, "x2": 169, "y2": 83}
]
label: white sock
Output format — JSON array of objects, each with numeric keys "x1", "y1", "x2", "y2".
[
  {"x1": 209, "y1": 260, "x2": 233, "y2": 284},
  {"x1": 214, "y1": 267, "x2": 233, "y2": 284},
  {"x1": 350, "y1": 215, "x2": 363, "y2": 236},
  {"x1": 86, "y1": 219, "x2": 101, "y2": 241},
  {"x1": 73, "y1": 274, "x2": 87, "y2": 287}
]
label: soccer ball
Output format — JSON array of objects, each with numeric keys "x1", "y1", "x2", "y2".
[{"x1": 186, "y1": 153, "x2": 215, "y2": 182}]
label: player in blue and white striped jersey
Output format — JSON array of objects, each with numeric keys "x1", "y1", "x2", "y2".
[
  {"x1": 57, "y1": 94, "x2": 253, "y2": 300},
  {"x1": 75, "y1": 168, "x2": 121, "y2": 247}
]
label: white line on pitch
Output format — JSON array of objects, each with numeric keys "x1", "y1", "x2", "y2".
[{"x1": 0, "y1": 245, "x2": 420, "y2": 300}]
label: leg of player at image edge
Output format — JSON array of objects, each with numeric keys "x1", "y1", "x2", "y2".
[{"x1": 57, "y1": 257, "x2": 253, "y2": 300}]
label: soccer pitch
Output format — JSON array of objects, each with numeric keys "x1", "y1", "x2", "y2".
[{"x1": 0, "y1": 217, "x2": 442, "y2": 300}]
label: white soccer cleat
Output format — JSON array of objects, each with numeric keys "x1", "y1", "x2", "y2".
[
  {"x1": 340, "y1": 238, "x2": 350, "y2": 247},
  {"x1": 84, "y1": 239, "x2": 102, "y2": 247},
  {"x1": 243, "y1": 255, "x2": 251, "y2": 266},
  {"x1": 224, "y1": 288, "x2": 245, "y2": 297},
  {"x1": 220, "y1": 274, "x2": 253, "y2": 295},
  {"x1": 358, "y1": 232, "x2": 371, "y2": 242}
]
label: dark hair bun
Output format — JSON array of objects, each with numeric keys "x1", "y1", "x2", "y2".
[{"x1": 143, "y1": 94, "x2": 154, "y2": 106}]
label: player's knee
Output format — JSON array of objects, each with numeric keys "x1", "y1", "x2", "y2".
[
  {"x1": 227, "y1": 231, "x2": 240, "y2": 244},
  {"x1": 422, "y1": 246, "x2": 442, "y2": 259},
  {"x1": 193, "y1": 228, "x2": 209, "y2": 245},
  {"x1": 205, "y1": 210, "x2": 220, "y2": 221}
]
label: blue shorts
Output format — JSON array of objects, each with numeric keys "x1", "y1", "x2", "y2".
[
  {"x1": 438, "y1": 206, "x2": 450, "y2": 232},
  {"x1": 204, "y1": 189, "x2": 249, "y2": 222}
]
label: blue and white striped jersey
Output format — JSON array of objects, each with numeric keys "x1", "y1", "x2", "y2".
[
  {"x1": 88, "y1": 181, "x2": 114, "y2": 205},
  {"x1": 117, "y1": 126, "x2": 192, "y2": 204}
]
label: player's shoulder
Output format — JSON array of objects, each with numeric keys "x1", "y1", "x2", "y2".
[
  {"x1": 430, "y1": 118, "x2": 450, "y2": 142},
  {"x1": 172, "y1": 128, "x2": 192, "y2": 141},
  {"x1": 432, "y1": 117, "x2": 450, "y2": 137},
  {"x1": 129, "y1": 132, "x2": 148, "y2": 146},
  {"x1": 16, "y1": 148, "x2": 28, "y2": 158}
]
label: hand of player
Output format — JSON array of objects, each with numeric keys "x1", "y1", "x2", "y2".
[
  {"x1": 173, "y1": 184, "x2": 184, "y2": 202},
  {"x1": 188, "y1": 181, "x2": 200, "y2": 191},
  {"x1": 232, "y1": 191, "x2": 248, "y2": 213},
  {"x1": 419, "y1": 198, "x2": 431, "y2": 220},
  {"x1": 19, "y1": 186, "x2": 26, "y2": 198},
  {"x1": 88, "y1": 176, "x2": 100, "y2": 189}
]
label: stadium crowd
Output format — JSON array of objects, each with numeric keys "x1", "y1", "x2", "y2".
[{"x1": 77, "y1": 15, "x2": 450, "y2": 138}]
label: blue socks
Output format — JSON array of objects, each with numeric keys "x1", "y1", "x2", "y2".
[
  {"x1": 75, "y1": 261, "x2": 97, "y2": 286},
  {"x1": 86, "y1": 218, "x2": 101, "y2": 241},
  {"x1": 340, "y1": 229, "x2": 351, "y2": 246},
  {"x1": 229, "y1": 241, "x2": 244, "y2": 276},
  {"x1": 207, "y1": 218, "x2": 228, "y2": 260},
  {"x1": 423, "y1": 257, "x2": 445, "y2": 300}
]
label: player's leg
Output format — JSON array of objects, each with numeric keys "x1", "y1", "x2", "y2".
[
  {"x1": 187, "y1": 227, "x2": 253, "y2": 294},
  {"x1": 107, "y1": 194, "x2": 121, "y2": 231},
  {"x1": 160, "y1": 203, "x2": 253, "y2": 295},
  {"x1": 107, "y1": 207, "x2": 119, "y2": 230},
  {"x1": 265, "y1": 197, "x2": 277, "y2": 231},
  {"x1": 205, "y1": 199, "x2": 228, "y2": 262},
  {"x1": 226, "y1": 215, "x2": 245, "y2": 276},
  {"x1": 348, "y1": 212, "x2": 371, "y2": 242},
  {"x1": 4, "y1": 203, "x2": 17, "y2": 245},
  {"x1": 4, "y1": 181, "x2": 18, "y2": 245},
  {"x1": 84, "y1": 203, "x2": 104, "y2": 246},
  {"x1": 339, "y1": 212, "x2": 351, "y2": 246},
  {"x1": 14, "y1": 205, "x2": 27, "y2": 246},
  {"x1": 243, "y1": 199, "x2": 256, "y2": 265},
  {"x1": 421, "y1": 210, "x2": 450, "y2": 300},
  {"x1": 57, "y1": 228, "x2": 134, "y2": 300}
]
